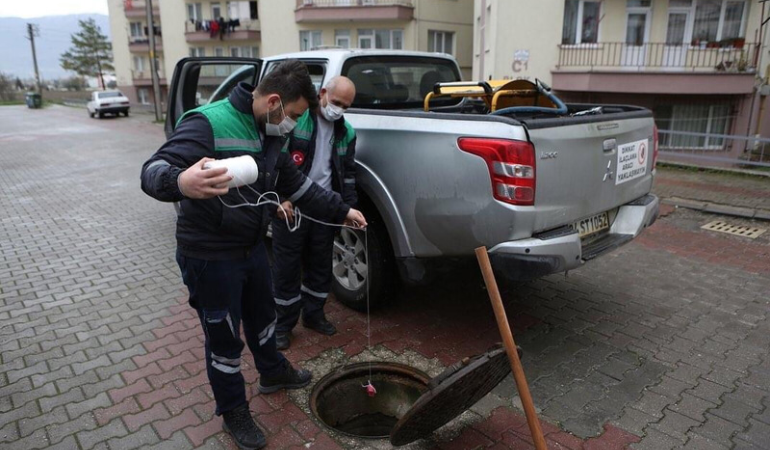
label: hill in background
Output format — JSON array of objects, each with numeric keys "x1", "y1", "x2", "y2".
[{"x1": 0, "y1": 14, "x2": 110, "y2": 81}]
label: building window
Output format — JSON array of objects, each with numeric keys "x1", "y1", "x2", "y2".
[
  {"x1": 250, "y1": 1, "x2": 258, "y2": 19},
  {"x1": 189, "y1": 47, "x2": 206, "y2": 57},
  {"x1": 214, "y1": 47, "x2": 225, "y2": 56},
  {"x1": 666, "y1": 0, "x2": 748, "y2": 45},
  {"x1": 429, "y1": 30, "x2": 454, "y2": 55},
  {"x1": 335, "y1": 30, "x2": 351, "y2": 49},
  {"x1": 138, "y1": 88, "x2": 149, "y2": 105},
  {"x1": 655, "y1": 103, "x2": 733, "y2": 149},
  {"x1": 693, "y1": 0, "x2": 747, "y2": 42},
  {"x1": 358, "y1": 29, "x2": 373, "y2": 49},
  {"x1": 626, "y1": 0, "x2": 651, "y2": 46},
  {"x1": 230, "y1": 46, "x2": 259, "y2": 57},
  {"x1": 300, "y1": 30, "x2": 323, "y2": 51},
  {"x1": 358, "y1": 29, "x2": 403, "y2": 50},
  {"x1": 228, "y1": 1, "x2": 258, "y2": 20},
  {"x1": 211, "y1": 2, "x2": 222, "y2": 19},
  {"x1": 129, "y1": 22, "x2": 143, "y2": 38},
  {"x1": 562, "y1": 0, "x2": 601, "y2": 45},
  {"x1": 187, "y1": 3, "x2": 202, "y2": 21},
  {"x1": 133, "y1": 56, "x2": 145, "y2": 72}
]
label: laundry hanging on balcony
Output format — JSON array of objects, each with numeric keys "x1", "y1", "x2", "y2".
[{"x1": 190, "y1": 18, "x2": 242, "y2": 39}]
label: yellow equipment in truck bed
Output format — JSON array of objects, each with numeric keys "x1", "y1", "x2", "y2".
[{"x1": 423, "y1": 79, "x2": 560, "y2": 113}]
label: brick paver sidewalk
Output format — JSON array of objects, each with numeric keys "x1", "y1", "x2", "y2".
[
  {"x1": 1, "y1": 106, "x2": 769, "y2": 450},
  {"x1": 654, "y1": 166, "x2": 770, "y2": 217}
]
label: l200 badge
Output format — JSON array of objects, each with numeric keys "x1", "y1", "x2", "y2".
[{"x1": 540, "y1": 151, "x2": 558, "y2": 160}]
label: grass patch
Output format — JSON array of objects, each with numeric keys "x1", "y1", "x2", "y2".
[{"x1": 0, "y1": 100, "x2": 26, "y2": 106}]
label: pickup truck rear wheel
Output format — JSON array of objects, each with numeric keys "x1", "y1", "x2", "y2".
[{"x1": 332, "y1": 219, "x2": 395, "y2": 312}]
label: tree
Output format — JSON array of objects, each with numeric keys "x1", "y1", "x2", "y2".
[
  {"x1": 0, "y1": 72, "x2": 14, "y2": 101},
  {"x1": 60, "y1": 18, "x2": 113, "y2": 90},
  {"x1": 63, "y1": 76, "x2": 86, "y2": 91},
  {"x1": 15, "y1": 78, "x2": 25, "y2": 91}
]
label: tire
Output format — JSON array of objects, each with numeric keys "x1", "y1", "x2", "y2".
[
  {"x1": 89, "y1": 111, "x2": 94, "y2": 118},
  {"x1": 98, "y1": 111, "x2": 104, "y2": 119},
  {"x1": 332, "y1": 212, "x2": 397, "y2": 312},
  {"x1": 124, "y1": 110, "x2": 129, "y2": 117}
]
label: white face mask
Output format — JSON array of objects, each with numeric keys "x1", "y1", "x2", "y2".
[
  {"x1": 320, "y1": 97, "x2": 345, "y2": 122},
  {"x1": 265, "y1": 99, "x2": 297, "y2": 137}
]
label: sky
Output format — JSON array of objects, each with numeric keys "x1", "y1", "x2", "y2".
[{"x1": 0, "y1": 0, "x2": 108, "y2": 18}]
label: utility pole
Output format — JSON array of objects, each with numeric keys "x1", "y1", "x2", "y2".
[
  {"x1": 145, "y1": 0, "x2": 162, "y2": 121},
  {"x1": 26, "y1": 23, "x2": 42, "y2": 96}
]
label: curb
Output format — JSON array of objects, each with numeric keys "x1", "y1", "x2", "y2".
[
  {"x1": 657, "y1": 161, "x2": 770, "y2": 179},
  {"x1": 662, "y1": 197, "x2": 770, "y2": 222}
]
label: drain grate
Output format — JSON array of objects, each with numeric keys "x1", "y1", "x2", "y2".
[{"x1": 701, "y1": 220, "x2": 767, "y2": 239}]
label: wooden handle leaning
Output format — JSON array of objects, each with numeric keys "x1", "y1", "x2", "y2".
[{"x1": 475, "y1": 247, "x2": 547, "y2": 450}]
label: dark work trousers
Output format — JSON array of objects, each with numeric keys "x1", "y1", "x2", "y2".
[
  {"x1": 271, "y1": 215, "x2": 337, "y2": 333},
  {"x1": 176, "y1": 245, "x2": 285, "y2": 415}
]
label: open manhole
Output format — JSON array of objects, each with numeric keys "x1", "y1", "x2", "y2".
[
  {"x1": 310, "y1": 347, "x2": 512, "y2": 445},
  {"x1": 310, "y1": 362, "x2": 430, "y2": 439}
]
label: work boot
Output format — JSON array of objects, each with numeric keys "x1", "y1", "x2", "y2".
[
  {"x1": 275, "y1": 331, "x2": 291, "y2": 350},
  {"x1": 301, "y1": 316, "x2": 337, "y2": 336},
  {"x1": 258, "y1": 360, "x2": 312, "y2": 394},
  {"x1": 222, "y1": 404, "x2": 266, "y2": 450}
]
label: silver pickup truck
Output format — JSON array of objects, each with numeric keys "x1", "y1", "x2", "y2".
[{"x1": 164, "y1": 50, "x2": 659, "y2": 311}]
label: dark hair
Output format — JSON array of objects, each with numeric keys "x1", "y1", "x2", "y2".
[{"x1": 257, "y1": 59, "x2": 319, "y2": 110}]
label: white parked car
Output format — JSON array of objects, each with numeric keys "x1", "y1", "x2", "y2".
[{"x1": 87, "y1": 90, "x2": 130, "y2": 118}]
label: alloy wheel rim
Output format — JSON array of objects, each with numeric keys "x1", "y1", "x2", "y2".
[{"x1": 332, "y1": 228, "x2": 367, "y2": 291}]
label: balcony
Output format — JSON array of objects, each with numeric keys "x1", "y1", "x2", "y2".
[
  {"x1": 124, "y1": 0, "x2": 159, "y2": 18},
  {"x1": 132, "y1": 69, "x2": 166, "y2": 86},
  {"x1": 553, "y1": 41, "x2": 759, "y2": 95},
  {"x1": 295, "y1": 0, "x2": 414, "y2": 23},
  {"x1": 128, "y1": 36, "x2": 163, "y2": 53},
  {"x1": 185, "y1": 19, "x2": 260, "y2": 42}
]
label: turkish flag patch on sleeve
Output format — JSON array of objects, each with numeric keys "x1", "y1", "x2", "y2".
[{"x1": 291, "y1": 151, "x2": 305, "y2": 166}]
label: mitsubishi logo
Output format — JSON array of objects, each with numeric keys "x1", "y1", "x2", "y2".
[{"x1": 603, "y1": 160, "x2": 614, "y2": 182}]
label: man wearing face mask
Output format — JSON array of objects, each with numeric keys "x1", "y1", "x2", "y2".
[
  {"x1": 271, "y1": 76, "x2": 357, "y2": 350},
  {"x1": 140, "y1": 61, "x2": 366, "y2": 450}
]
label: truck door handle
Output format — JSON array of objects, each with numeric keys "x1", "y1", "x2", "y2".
[{"x1": 603, "y1": 138, "x2": 616, "y2": 152}]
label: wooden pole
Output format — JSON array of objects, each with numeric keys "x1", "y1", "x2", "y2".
[{"x1": 475, "y1": 247, "x2": 547, "y2": 450}]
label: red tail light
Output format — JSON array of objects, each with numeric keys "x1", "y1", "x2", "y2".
[
  {"x1": 457, "y1": 138, "x2": 536, "y2": 206},
  {"x1": 652, "y1": 124, "x2": 659, "y2": 170}
]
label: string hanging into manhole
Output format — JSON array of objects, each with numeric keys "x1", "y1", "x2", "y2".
[
  {"x1": 206, "y1": 156, "x2": 377, "y2": 395},
  {"x1": 362, "y1": 228, "x2": 377, "y2": 397}
]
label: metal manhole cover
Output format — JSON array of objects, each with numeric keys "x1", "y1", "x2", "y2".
[
  {"x1": 390, "y1": 346, "x2": 511, "y2": 446},
  {"x1": 701, "y1": 220, "x2": 766, "y2": 239}
]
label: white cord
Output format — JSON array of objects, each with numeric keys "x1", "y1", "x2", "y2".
[
  {"x1": 220, "y1": 172, "x2": 374, "y2": 392},
  {"x1": 217, "y1": 173, "x2": 362, "y2": 233}
]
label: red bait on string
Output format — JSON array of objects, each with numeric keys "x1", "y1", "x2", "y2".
[{"x1": 363, "y1": 381, "x2": 377, "y2": 397}]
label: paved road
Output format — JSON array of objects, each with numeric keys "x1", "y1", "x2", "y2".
[{"x1": 1, "y1": 105, "x2": 769, "y2": 450}]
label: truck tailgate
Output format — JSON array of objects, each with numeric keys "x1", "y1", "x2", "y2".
[{"x1": 527, "y1": 116, "x2": 655, "y2": 233}]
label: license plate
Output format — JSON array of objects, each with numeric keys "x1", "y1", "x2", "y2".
[{"x1": 570, "y1": 212, "x2": 610, "y2": 238}]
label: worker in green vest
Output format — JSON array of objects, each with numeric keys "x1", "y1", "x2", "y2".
[{"x1": 141, "y1": 60, "x2": 366, "y2": 450}]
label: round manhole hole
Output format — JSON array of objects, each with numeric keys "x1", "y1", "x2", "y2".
[{"x1": 310, "y1": 362, "x2": 430, "y2": 439}]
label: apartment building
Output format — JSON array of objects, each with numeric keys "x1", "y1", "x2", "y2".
[
  {"x1": 108, "y1": 0, "x2": 473, "y2": 106},
  {"x1": 260, "y1": 0, "x2": 474, "y2": 78},
  {"x1": 474, "y1": 0, "x2": 769, "y2": 151},
  {"x1": 108, "y1": 0, "x2": 260, "y2": 106}
]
